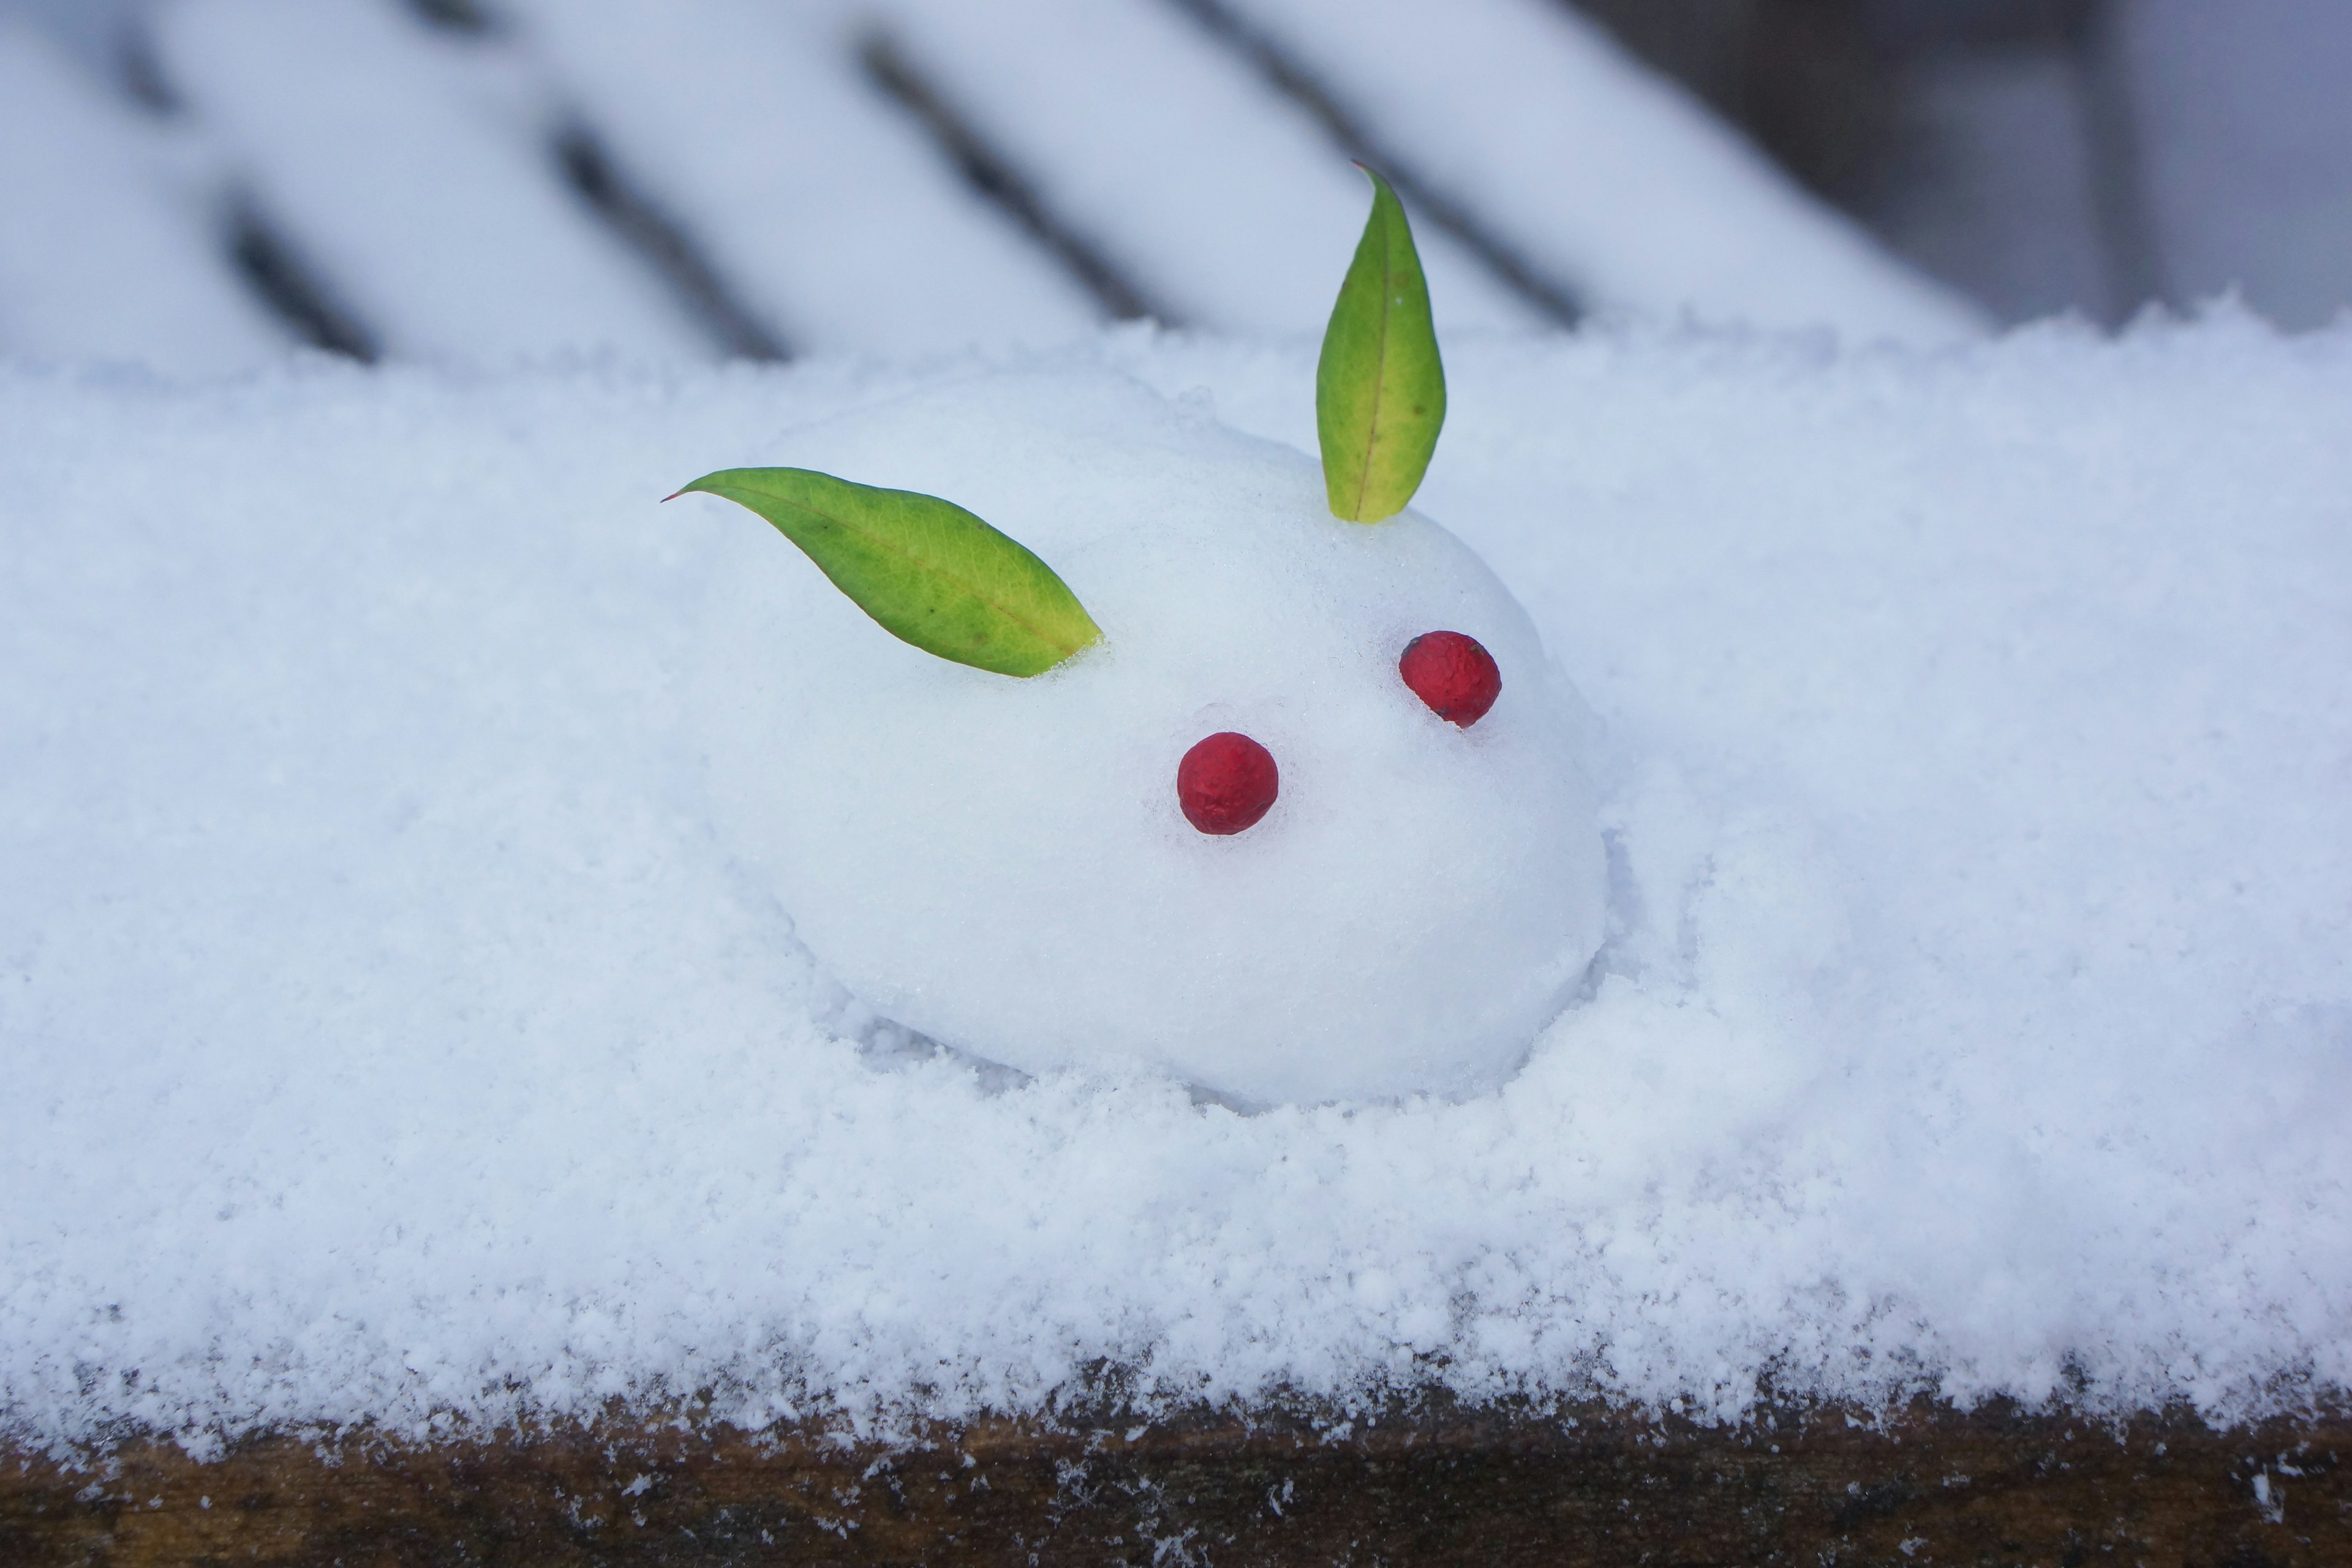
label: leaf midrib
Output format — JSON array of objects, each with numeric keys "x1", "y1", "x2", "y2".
[{"x1": 1349, "y1": 217, "x2": 1395, "y2": 521}]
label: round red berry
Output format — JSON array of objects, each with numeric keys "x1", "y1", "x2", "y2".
[
  {"x1": 1177, "y1": 731, "x2": 1280, "y2": 835},
  {"x1": 1399, "y1": 630, "x2": 1501, "y2": 725}
]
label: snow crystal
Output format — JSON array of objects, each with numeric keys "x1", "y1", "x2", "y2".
[{"x1": 1, "y1": 313, "x2": 2347, "y2": 1450}]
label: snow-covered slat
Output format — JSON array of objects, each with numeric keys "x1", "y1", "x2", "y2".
[
  {"x1": 875, "y1": 0, "x2": 1550, "y2": 339},
  {"x1": 0, "y1": 20, "x2": 288, "y2": 374},
  {"x1": 1217, "y1": 0, "x2": 1985, "y2": 344},
  {"x1": 501, "y1": 0, "x2": 1103, "y2": 358},
  {"x1": 151, "y1": 0, "x2": 712, "y2": 364}
]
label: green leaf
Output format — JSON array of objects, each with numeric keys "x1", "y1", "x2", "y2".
[
  {"x1": 672, "y1": 467, "x2": 1101, "y2": 677},
  {"x1": 1316, "y1": 165, "x2": 1446, "y2": 524}
]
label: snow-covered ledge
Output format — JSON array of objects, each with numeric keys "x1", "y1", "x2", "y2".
[{"x1": 2, "y1": 319, "x2": 2346, "y2": 1542}]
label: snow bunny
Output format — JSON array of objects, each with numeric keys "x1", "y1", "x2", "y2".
[{"x1": 679, "y1": 172, "x2": 1605, "y2": 1105}]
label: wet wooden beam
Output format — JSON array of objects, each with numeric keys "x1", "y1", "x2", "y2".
[{"x1": 4, "y1": 1395, "x2": 2345, "y2": 1566}]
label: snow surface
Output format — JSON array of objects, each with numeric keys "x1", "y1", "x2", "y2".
[
  {"x1": 2, "y1": 316, "x2": 2349, "y2": 1452},
  {"x1": 687, "y1": 374, "x2": 1606, "y2": 1104}
]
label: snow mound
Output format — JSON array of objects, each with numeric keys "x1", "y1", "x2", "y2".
[
  {"x1": 1, "y1": 313, "x2": 2347, "y2": 1450},
  {"x1": 687, "y1": 371, "x2": 1605, "y2": 1104}
]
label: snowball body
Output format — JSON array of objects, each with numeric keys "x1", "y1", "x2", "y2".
[{"x1": 692, "y1": 371, "x2": 1606, "y2": 1104}]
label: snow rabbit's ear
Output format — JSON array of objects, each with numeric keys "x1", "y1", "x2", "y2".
[
  {"x1": 667, "y1": 467, "x2": 1101, "y2": 677},
  {"x1": 1318, "y1": 165, "x2": 1446, "y2": 525}
]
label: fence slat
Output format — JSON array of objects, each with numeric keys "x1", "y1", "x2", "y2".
[
  {"x1": 1223, "y1": 0, "x2": 1986, "y2": 342},
  {"x1": 503, "y1": 0, "x2": 1105, "y2": 358},
  {"x1": 0, "y1": 21, "x2": 288, "y2": 374},
  {"x1": 877, "y1": 0, "x2": 1549, "y2": 338},
  {"x1": 153, "y1": 0, "x2": 714, "y2": 363}
]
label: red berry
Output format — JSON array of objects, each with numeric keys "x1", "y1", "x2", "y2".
[
  {"x1": 1177, "y1": 731, "x2": 1279, "y2": 835},
  {"x1": 1399, "y1": 630, "x2": 1501, "y2": 725}
]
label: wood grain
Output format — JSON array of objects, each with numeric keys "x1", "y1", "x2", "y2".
[{"x1": 6, "y1": 1395, "x2": 2345, "y2": 1566}]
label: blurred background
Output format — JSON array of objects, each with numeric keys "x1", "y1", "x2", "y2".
[{"x1": 2, "y1": 0, "x2": 2346, "y2": 374}]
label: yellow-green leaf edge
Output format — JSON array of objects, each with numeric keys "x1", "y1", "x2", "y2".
[
  {"x1": 1316, "y1": 165, "x2": 1446, "y2": 524},
  {"x1": 674, "y1": 467, "x2": 1101, "y2": 677}
]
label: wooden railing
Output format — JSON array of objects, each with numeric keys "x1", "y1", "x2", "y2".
[{"x1": 0, "y1": 0, "x2": 1978, "y2": 378}]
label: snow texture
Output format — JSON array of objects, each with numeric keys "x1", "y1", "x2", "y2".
[
  {"x1": 2, "y1": 317, "x2": 2348, "y2": 1452},
  {"x1": 688, "y1": 374, "x2": 1607, "y2": 1104}
]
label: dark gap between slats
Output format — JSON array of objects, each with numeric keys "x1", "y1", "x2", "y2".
[
  {"x1": 392, "y1": 0, "x2": 785, "y2": 360},
  {"x1": 401, "y1": 0, "x2": 502, "y2": 37},
  {"x1": 225, "y1": 200, "x2": 380, "y2": 361},
  {"x1": 2063, "y1": 2, "x2": 2166, "y2": 322},
  {"x1": 128, "y1": 11, "x2": 372, "y2": 356},
  {"x1": 115, "y1": 28, "x2": 181, "y2": 116},
  {"x1": 554, "y1": 124, "x2": 793, "y2": 362},
  {"x1": 1163, "y1": 0, "x2": 1585, "y2": 327},
  {"x1": 858, "y1": 29, "x2": 1177, "y2": 329}
]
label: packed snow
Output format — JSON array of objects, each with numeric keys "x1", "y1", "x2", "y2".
[
  {"x1": 2, "y1": 315, "x2": 2348, "y2": 1453},
  {"x1": 687, "y1": 373, "x2": 1606, "y2": 1104}
]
